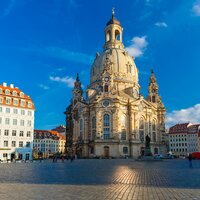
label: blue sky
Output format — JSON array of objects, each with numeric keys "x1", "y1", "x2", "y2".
[{"x1": 0, "y1": 0, "x2": 200, "y2": 129}]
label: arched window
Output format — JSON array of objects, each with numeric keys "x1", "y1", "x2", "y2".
[
  {"x1": 103, "y1": 114, "x2": 110, "y2": 139},
  {"x1": 92, "y1": 116, "x2": 96, "y2": 140},
  {"x1": 80, "y1": 118, "x2": 83, "y2": 139},
  {"x1": 115, "y1": 30, "x2": 120, "y2": 41},
  {"x1": 152, "y1": 96, "x2": 156, "y2": 103},
  {"x1": 139, "y1": 118, "x2": 144, "y2": 142},
  {"x1": 106, "y1": 30, "x2": 111, "y2": 42},
  {"x1": 104, "y1": 85, "x2": 108, "y2": 92},
  {"x1": 92, "y1": 117, "x2": 96, "y2": 129},
  {"x1": 152, "y1": 120, "x2": 156, "y2": 142}
]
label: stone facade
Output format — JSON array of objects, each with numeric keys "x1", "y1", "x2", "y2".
[{"x1": 65, "y1": 11, "x2": 166, "y2": 158}]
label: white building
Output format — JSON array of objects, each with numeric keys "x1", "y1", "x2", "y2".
[
  {"x1": 34, "y1": 130, "x2": 65, "y2": 158},
  {"x1": 169, "y1": 123, "x2": 200, "y2": 156},
  {"x1": 0, "y1": 82, "x2": 35, "y2": 161}
]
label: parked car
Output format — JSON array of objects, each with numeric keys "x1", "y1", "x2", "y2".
[
  {"x1": 192, "y1": 152, "x2": 200, "y2": 159},
  {"x1": 154, "y1": 154, "x2": 164, "y2": 159}
]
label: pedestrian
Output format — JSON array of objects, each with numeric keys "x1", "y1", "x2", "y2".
[
  {"x1": 61, "y1": 156, "x2": 64, "y2": 163},
  {"x1": 188, "y1": 153, "x2": 193, "y2": 168},
  {"x1": 70, "y1": 155, "x2": 73, "y2": 162}
]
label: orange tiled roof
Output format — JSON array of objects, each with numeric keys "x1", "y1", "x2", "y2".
[
  {"x1": 34, "y1": 129, "x2": 65, "y2": 140},
  {"x1": 0, "y1": 84, "x2": 34, "y2": 110}
]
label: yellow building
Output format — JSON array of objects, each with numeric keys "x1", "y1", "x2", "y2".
[{"x1": 65, "y1": 11, "x2": 166, "y2": 158}]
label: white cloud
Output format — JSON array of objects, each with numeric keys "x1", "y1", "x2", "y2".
[
  {"x1": 126, "y1": 36, "x2": 148, "y2": 58},
  {"x1": 49, "y1": 76, "x2": 75, "y2": 88},
  {"x1": 166, "y1": 104, "x2": 200, "y2": 128},
  {"x1": 39, "y1": 84, "x2": 49, "y2": 90},
  {"x1": 155, "y1": 22, "x2": 168, "y2": 28},
  {"x1": 192, "y1": 1, "x2": 200, "y2": 16}
]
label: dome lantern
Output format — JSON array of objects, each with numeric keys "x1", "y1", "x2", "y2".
[{"x1": 104, "y1": 8, "x2": 124, "y2": 50}]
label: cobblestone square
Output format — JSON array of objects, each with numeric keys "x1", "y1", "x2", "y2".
[{"x1": 0, "y1": 159, "x2": 200, "y2": 200}]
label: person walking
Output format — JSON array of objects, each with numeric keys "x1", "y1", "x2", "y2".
[{"x1": 188, "y1": 153, "x2": 193, "y2": 168}]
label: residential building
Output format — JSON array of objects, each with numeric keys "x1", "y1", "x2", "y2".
[
  {"x1": 34, "y1": 130, "x2": 65, "y2": 158},
  {"x1": 64, "y1": 10, "x2": 166, "y2": 158},
  {"x1": 0, "y1": 82, "x2": 35, "y2": 161},
  {"x1": 169, "y1": 123, "x2": 200, "y2": 156}
]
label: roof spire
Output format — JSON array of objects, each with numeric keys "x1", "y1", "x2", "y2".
[
  {"x1": 76, "y1": 73, "x2": 79, "y2": 81},
  {"x1": 112, "y1": 7, "x2": 115, "y2": 19}
]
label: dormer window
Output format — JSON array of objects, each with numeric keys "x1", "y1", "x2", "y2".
[
  {"x1": 12, "y1": 91, "x2": 17, "y2": 96},
  {"x1": 28, "y1": 102, "x2": 32, "y2": 108},
  {"x1": 20, "y1": 92, "x2": 24, "y2": 97},
  {"x1": 5, "y1": 90, "x2": 10, "y2": 95}
]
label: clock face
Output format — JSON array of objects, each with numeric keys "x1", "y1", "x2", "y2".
[{"x1": 133, "y1": 88, "x2": 139, "y2": 98}]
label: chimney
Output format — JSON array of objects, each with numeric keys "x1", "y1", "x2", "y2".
[
  {"x1": 10, "y1": 84, "x2": 14, "y2": 88},
  {"x1": 2, "y1": 82, "x2": 7, "y2": 87}
]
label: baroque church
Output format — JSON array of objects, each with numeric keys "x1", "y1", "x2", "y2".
[{"x1": 65, "y1": 10, "x2": 166, "y2": 158}]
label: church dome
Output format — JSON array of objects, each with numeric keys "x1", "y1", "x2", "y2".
[{"x1": 90, "y1": 48, "x2": 138, "y2": 84}]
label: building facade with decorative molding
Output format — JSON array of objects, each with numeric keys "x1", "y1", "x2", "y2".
[
  {"x1": 0, "y1": 82, "x2": 35, "y2": 161},
  {"x1": 65, "y1": 11, "x2": 166, "y2": 158}
]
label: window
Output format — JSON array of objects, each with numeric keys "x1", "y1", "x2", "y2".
[
  {"x1": 104, "y1": 85, "x2": 108, "y2": 92},
  {"x1": 20, "y1": 120, "x2": 24, "y2": 126},
  {"x1": 28, "y1": 102, "x2": 32, "y2": 108},
  {"x1": 115, "y1": 30, "x2": 120, "y2": 40},
  {"x1": 152, "y1": 120, "x2": 156, "y2": 142},
  {"x1": 13, "y1": 109, "x2": 18, "y2": 114},
  {"x1": 12, "y1": 130, "x2": 16, "y2": 136},
  {"x1": 0, "y1": 97, "x2": 3, "y2": 104},
  {"x1": 4, "y1": 141, "x2": 8, "y2": 147},
  {"x1": 19, "y1": 131, "x2": 24, "y2": 137},
  {"x1": 6, "y1": 108, "x2": 10, "y2": 113},
  {"x1": 5, "y1": 89, "x2": 10, "y2": 95},
  {"x1": 3, "y1": 153, "x2": 8, "y2": 158},
  {"x1": 20, "y1": 100, "x2": 25, "y2": 107},
  {"x1": 123, "y1": 146, "x2": 128, "y2": 154},
  {"x1": 103, "y1": 114, "x2": 110, "y2": 139},
  {"x1": 21, "y1": 110, "x2": 25, "y2": 115},
  {"x1": 0, "y1": 117, "x2": 2, "y2": 124},
  {"x1": 79, "y1": 118, "x2": 83, "y2": 139},
  {"x1": 27, "y1": 131, "x2": 31, "y2": 137},
  {"x1": 0, "y1": 107, "x2": 2, "y2": 112},
  {"x1": 20, "y1": 92, "x2": 24, "y2": 97},
  {"x1": 4, "y1": 130, "x2": 9, "y2": 136},
  {"x1": 106, "y1": 30, "x2": 111, "y2": 42},
  {"x1": 12, "y1": 91, "x2": 17, "y2": 96},
  {"x1": 139, "y1": 118, "x2": 144, "y2": 142},
  {"x1": 6, "y1": 97, "x2": 11, "y2": 104},
  {"x1": 92, "y1": 117, "x2": 96, "y2": 129},
  {"x1": 28, "y1": 111, "x2": 32, "y2": 116},
  {"x1": 19, "y1": 141, "x2": 23, "y2": 147},
  {"x1": 27, "y1": 120, "x2": 31, "y2": 127},
  {"x1": 26, "y1": 142, "x2": 30, "y2": 148},
  {"x1": 121, "y1": 129, "x2": 126, "y2": 140},
  {"x1": 13, "y1": 119, "x2": 17, "y2": 125},
  {"x1": 11, "y1": 141, "x2": 16, "y2": 147},
  {"x1": 5, "y1": 118, "x2": 10, "y2": 125},
  {"x1": 13, "y1": 99, "x2": 18, "y2": 106},
  {"x1": 152, "y1": 96, "x2": 156, "y2": 103},
  {"x1": 0, "y1": 89, "x2": 2, "y2": 94}
]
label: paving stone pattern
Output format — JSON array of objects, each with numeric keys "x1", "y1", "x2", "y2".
[{"x1": 0, "y1": 159, "x2": 200, "y2": 200}]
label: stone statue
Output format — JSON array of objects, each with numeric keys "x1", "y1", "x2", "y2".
[{"x1": 145, "y1": 134, "x2": 151, "y2": 149}]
